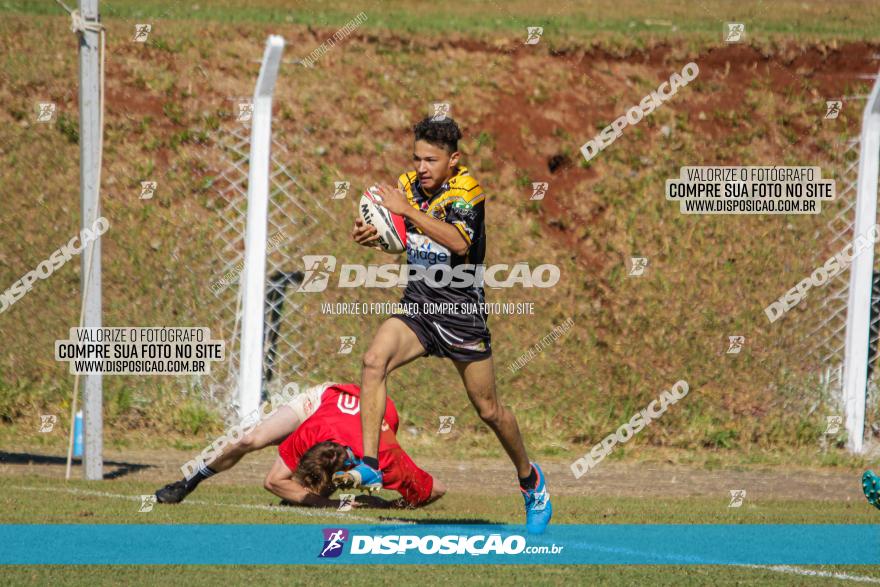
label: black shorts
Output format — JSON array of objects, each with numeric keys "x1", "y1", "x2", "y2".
[{"x1": 392, "y1": 310, "x2": 492, "y2": 363}]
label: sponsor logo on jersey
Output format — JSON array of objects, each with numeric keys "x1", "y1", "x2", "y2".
[
  {"x1": 406, "y1": 232, "x2": 451, "y2": 267},
  {"x1": 337, "y1": 392, "x2": 360, "y2": 415}
]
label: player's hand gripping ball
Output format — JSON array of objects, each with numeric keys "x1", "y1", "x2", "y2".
[{"x1": 358, "y1": 185, "x2": 407, "y2": 254}]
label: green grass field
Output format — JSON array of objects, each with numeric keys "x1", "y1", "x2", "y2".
[
  {"x1": 8, "y1": 564, "x2": 880, "y2": 587},
  {"x1": 2, "y1": 442, "x2": 880, "y2": 584},
  {"x1": 2, "y1": 0, "x2": 878, "y2": 455},
  {"x1": 3, "y1": 475, "x2": 874, "y2": 526},
  {"x1": 2, "y1": 471, "x2": 880, "y2": 585},
  {"x1": 4, "y1": 0, "x2": 879, "y2": 40}
]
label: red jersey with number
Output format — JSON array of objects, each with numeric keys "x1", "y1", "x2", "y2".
[{"x1": 278, "y1": 383, "x2": 433, "y2": 506}]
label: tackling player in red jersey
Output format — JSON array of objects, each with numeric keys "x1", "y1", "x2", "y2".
[
  {"x1": 154, "y1": 382, "x2": 444, "y2": 509},
  {"x1": 264, "y1": 383, "x2": 445, "y2": 508}
]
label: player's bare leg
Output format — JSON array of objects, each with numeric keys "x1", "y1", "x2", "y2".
[
  {"x1": 455, "y1": 356, "x2": 552, "y2": 533},
  {"x1": 206, "y1": 405, "x2": 300, "y2": 473},
  {"x1": 453, "y1": 357, "x2": 531, "y2": 478},
  {"x1": 156, "y1": 402, "x2": 307, "y2": 504},
  {"x1": 360, "y1": 318, "x2": 426, "y2": 457},
  {"x1": 346, "y1": 318, "x2": 425, "y2": 489}
]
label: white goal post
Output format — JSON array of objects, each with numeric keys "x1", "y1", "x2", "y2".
[
  {"x1": 843, "y1": 72, "x2": 880, "y2": 454},
  {"x1": 237, "y1": 35, "x2": 285, "y2": 419}
]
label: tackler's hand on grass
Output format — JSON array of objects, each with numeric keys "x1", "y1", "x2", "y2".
[{"x1": 352, "y1": 217, "x2": 381, "y2": 249}]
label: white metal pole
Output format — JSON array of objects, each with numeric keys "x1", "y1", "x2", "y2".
[
  {"x1": 238, "y1": 36, "x2": 285, "y2": 419},
  {"x1": 78, "y1": 0, "x2": 103, "y2": 479},
  {"x1": 842, "y1": 72, "x2": 880, "y2": 454}
]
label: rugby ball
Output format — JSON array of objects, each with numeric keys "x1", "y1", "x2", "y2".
[{"x1": 359, "y1": 186, "x2": 407, "y2": 254}]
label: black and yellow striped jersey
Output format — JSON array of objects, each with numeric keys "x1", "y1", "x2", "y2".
[
  {"x1": 397, "y1": 165, "x2": 486, "y2": 264},
  {"x1": 396, "y1": 165, "x2": 487, "y2": 307}
]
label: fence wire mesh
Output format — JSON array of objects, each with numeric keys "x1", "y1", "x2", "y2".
[
  {"x1": 192, "y1": 122, "x2": 337, "y2": 422},
  {"x1": 804, "y1": 105, "x2": 880, "y2": 444}
]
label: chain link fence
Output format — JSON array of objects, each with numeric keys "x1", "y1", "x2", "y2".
[
  {"x1": 803, "y1": 97, "x2": 880, "y2": 446},
  {"x1": 190, "y1": 122, "x2": 338, "y2": 423}
]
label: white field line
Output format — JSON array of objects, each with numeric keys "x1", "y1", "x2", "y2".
[
  {"x1": 8, "y1": 485, "x2": 880, "y2": 581},
  {"x1": 745, "y1": 565, "x2": 880, "y2": 584},
  {"x1": 563, "y1": 538, "x2": 880, "y2": 582},
  {"x1": 8, "y1": 484, "x2": 415, "y2": 524}
]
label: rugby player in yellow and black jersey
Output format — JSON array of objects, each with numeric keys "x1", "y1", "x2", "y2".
[
  {"x1": 347, "y1": 117, "x2": 552, "y2": 533},
  {"x1": 395, "y1": 158, "x2": 488, "y2": 359}
]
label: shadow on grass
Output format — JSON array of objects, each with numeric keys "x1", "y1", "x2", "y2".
[{"x1": 0, "y1": 451, "x2": 152, "y2": 480}]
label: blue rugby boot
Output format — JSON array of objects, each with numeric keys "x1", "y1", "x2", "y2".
[
  {"x1": 521, "y1": 462, "x2": 552, "y2": 534},
  {"x1": 863, "y1": 470, "x2": 880, "y2": 510},
  {"x1": 333, "y1": 458, "x2": 383, "y2": 493}
]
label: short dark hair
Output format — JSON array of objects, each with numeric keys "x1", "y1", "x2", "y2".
[
  {"x1": 293, "y1": 441, "x2": 349, "y2": 497},
  {"x1": 413, "y1": 116, "x2": 462, "y2": 153}
]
